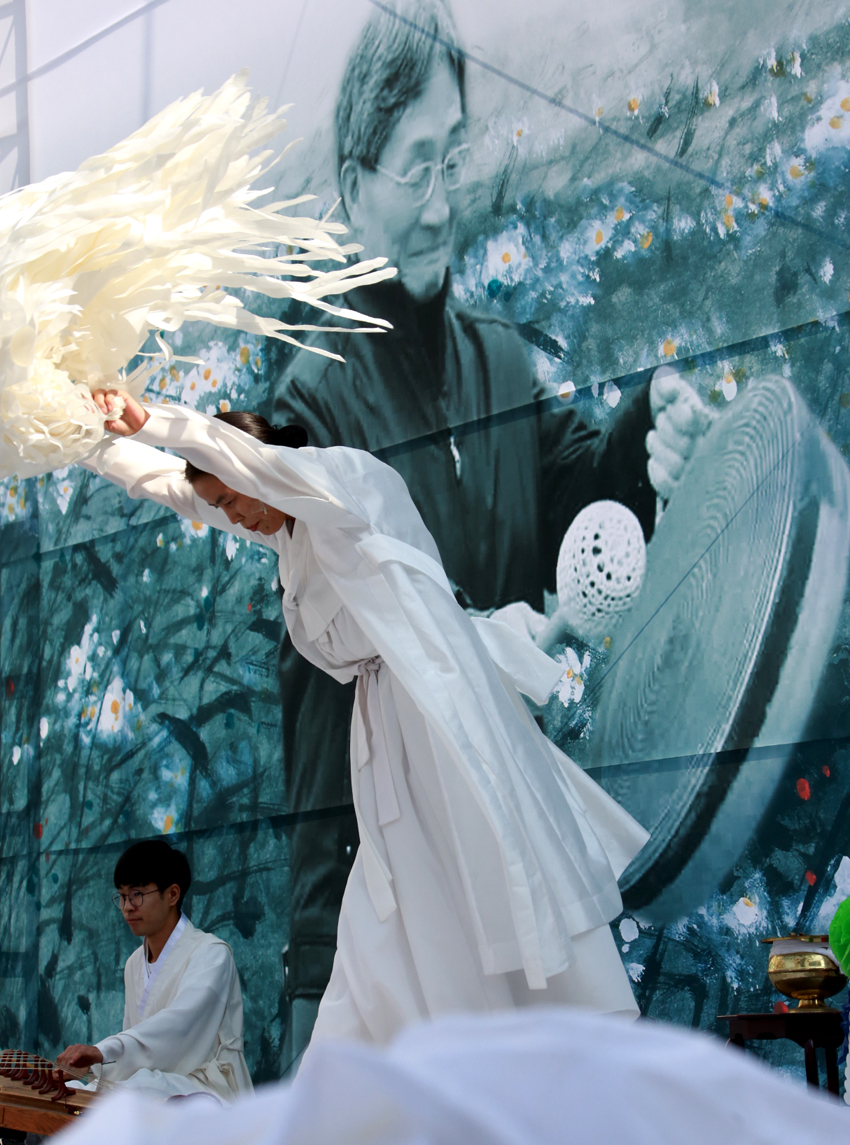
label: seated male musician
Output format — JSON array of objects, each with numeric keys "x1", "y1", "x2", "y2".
[{"x1": 56, "y1": 839, "x2": 253, "y2": 1101}]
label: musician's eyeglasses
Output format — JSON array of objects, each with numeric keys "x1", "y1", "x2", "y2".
[
  {"x1": 374, "y1": 144, "x2": 471, "y2": 208},
  {"x1": 112, "y1": 889, "x2": 160, "y2": 910}
]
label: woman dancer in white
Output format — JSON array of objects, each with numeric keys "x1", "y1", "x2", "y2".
[{"x1": 82, "y1": 387, "x2": 649, "y2": 1047}]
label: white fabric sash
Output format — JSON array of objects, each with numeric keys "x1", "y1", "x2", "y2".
[{"x1": 139, "y1": 913, "x2": 188, "y2": 1017}]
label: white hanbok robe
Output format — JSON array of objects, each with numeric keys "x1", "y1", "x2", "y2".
[
  {"x1": 94, "y1": 918, "x2": 252, "y2": 1100},
  {"x1": 82, "y1": 404, "x2": 649, "y2": 1044}
]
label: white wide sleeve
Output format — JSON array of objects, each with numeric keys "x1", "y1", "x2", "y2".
[
  {"x1": 78, "y1": 432, "x2": 276, "y2": 549},
  {"x1": 131, "y1": 404, "x2": 365, "y2": 529},
  {"x1": 95, "y1": 944, "x2": 235, "y2": 1077}
]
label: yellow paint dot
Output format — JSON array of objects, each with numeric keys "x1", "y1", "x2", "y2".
[
  {"x1": 723, "y1": 212, "x2": 734, "y2": 230},
  {"x1": 203, "y1": 367, "x2": 211, "y2": 380},
  {"x1": 724, "y1": 372, "x2": 734, "y2": 386},
  {"x1": 742, "y1": 897, "x2": 754, "y2": 908},
  {"x1": 191, "y1": 520, "x2": 204, "y2": 531},
  {"x1": 255, "y1": 357, "x2": 262, "y2": 368},
  {"x1": 516, "y1": 128, "x2": 523, "y2": 137},
  {"x1": 169, "y1": 366, "x2": 179, "y2": 380},
  {"x1": 842, "y1": 97, "x2": 850, "y2": 112},
  {"x1": 239, "y1": 346, "x2": 250, "y2": 365},
  {"x1": 759, "y1": 196, "x2": 769, "y2": 210},
  {"x1": 662, "y1": 339, "x2": 676, "y2": 357},
  {"x1": 143, "y1": 395, "x2": 150, "y2": 403},
  {"x1": 602, "y1": 636, "x2": 612, "y2": 649},
  {"x1": 628, "y1": 97, "x2": 640, "y2": 112},
  {"x1": 159, "y1": 377, "x2": 166, "y2": 390},
  {"x1": 110, "y1": 699, "x2": 120, "y2": 715},
  {"x1": 219, "y1": 400, "x2": 230, "y2": 412},
  {"x1": 803, "y1": 92, "x2": 813, "y2": 104},
  {"x1": 18, "y1": 497, "x2": 24, "y2": 509},
  {"x1": 566, "y1": 668, "x2": 574, "y2": 678},
  {"x1": 725, "y1": 193, "x2": 733, "y2": 208},
  {"x1": 211, "y1": 378, "x2": 218, "y2": 387},
  {"x1": 830, "y1": 114, "x2": 843, "y2": 129},
  {"x1": 190, "y1": 381, "x2": 196, "y2": 390},
  {"x1": 789, "y1": 164, "x2": 803, "y2": 178},
  {"x1": 89, "y1": 706, "x2": 96, "y2": 719},
  {"x1": 614, "y1": 206, "x2": 624, "y2": 222},
  {"x1": 596, "y1": 106, "x2": 604, "y2": 118},
  {"x1": 502, "y1": 251, "x2": 511, "y2": 263},
  {"x1": 595, "y1": 229, "x2": 604, "y2": 245},
  {"x1": 135, "y1": 717, "x2": 143, "y2": 730},
  {"x1": 639, "y1": 231, "x2": 653, "y2": 249},
  {"x1": 163, "y1": 815, "x2": 174, "y2": 833}
]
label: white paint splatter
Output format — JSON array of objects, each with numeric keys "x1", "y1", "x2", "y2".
[
  {"x1": 225, "y1": 535, "x2": 239, "y2": 561},
  {"x1": 11, "y1": 746, "x2": 21, "y2": 765},
  {"x1": 604, "y1": 381, "x2": 621, "y2": 408},
  {"x1": 620, "y1": 918, "x2": 640, "y2": 943},
  {"x1": 112, "y1": 630, "x2": 120, "y2": 645},
  {"x1": 139, "y1": 619, "x2": 146, "y2": 635},
  {"x1": 39, "y1": 717, "x2": 48, "y2": 741},
  {"x1": 627, "y1": 963, "x2": 644, "y2": 982},
  {"x1": 820, "y1": 258, "x2": 834, "y2": 284}
]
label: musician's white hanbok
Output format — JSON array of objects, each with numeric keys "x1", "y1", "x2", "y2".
[
  {"x1": 82, "y1": 403, "x2": 649, "y2": 1045},
  {"x1": 94, "y1": 917, "x2": 252, "y2": 1100}
]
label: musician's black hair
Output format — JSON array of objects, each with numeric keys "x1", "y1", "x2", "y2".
[
  {"x1": 113, "y1": 839, "x2": 192, "y2": 910},
  {"x1": 183, "y1": 411, "x2": 308, "y2": 486}
]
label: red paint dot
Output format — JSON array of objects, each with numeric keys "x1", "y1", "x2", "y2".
[
  {"x1": 5, "y1": 677, "x2": 14, "y2": 697},
  {"x1": 247, "y1": 602, "x2": 252, "y2": 612},
  {"x1": 773, "y1": 1000, "x2": 789, "y2": 1014},
  {"x1": 822, "y1": 765, "x2": 831, "y2": 777},
  {"x1": 32, "y1": 822, "x2": 43, "y2": 840},
  {"x1": 805, "y1": 870, "x2": 817, "y2": 886},
  {"x1": 796, "y1": 778, "x2": 811, "y2": 800}
]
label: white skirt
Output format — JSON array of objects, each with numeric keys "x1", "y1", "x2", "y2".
[{"x1": 310, "y1": 670, "x2": 638, "y2": 1047}]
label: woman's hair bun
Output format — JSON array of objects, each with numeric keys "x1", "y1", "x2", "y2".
[{"x1": 270, "y1": 423, "x2": 309, "y2": 449}]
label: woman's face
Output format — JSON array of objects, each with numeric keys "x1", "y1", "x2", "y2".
[{"x1": 193, "y1": 474, "x2": 290, "y2": 535}]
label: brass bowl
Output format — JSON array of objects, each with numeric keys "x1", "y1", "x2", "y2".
[{"x1": 763, "y1": 935, "x2": 848, "y2": 1011}]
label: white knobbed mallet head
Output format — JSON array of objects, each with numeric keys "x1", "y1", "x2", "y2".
[{"x1": 556, "y1": 500, "x2": 646, "y2": 644}]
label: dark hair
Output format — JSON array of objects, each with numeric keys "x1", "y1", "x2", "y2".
[
  {"x1": 184, "y1": 410, "x2": 308, "y2": 486},
  {"x1": 335, "y1": 0, "x2": 466, "y2": 186},
  {"x1": 113, "y1": 840, "x2": 192, "y2": 910}
]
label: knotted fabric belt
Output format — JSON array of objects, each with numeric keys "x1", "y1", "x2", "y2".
[{"x1": 350, "y1": 656, "x2": 402, "y2": 921}]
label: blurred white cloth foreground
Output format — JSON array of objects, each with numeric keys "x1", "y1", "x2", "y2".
[{"x1": 58, "y1": 1007, "x2": 847, "y2": 1145}]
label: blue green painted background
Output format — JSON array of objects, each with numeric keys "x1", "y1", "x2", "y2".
[{"x1": 2, "y1": 0, "x2": 850, "y2": 1086}]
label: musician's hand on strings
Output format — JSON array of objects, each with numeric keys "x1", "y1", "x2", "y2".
[
  {"x1": 646, "y1": 366, "x2": 714, "y2": 502},
  {"x1": 92, "y1": 387, "x2": 149, "y2": 436},
  {"x1": 55, "y1": 1043, "x2": 103, "y2": 1078}
]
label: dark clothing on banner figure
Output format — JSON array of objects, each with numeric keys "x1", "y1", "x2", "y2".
[{"x1": 273, "y1": 276, "x2": 656, "y2": 1016}]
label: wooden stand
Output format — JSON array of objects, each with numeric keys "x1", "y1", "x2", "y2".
[{"x1": 719, "y1": 1010, "x2": 844, "y2": 1095}]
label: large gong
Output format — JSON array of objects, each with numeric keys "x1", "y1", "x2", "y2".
[{"x1": 591, "y1": 377, "x2": 850, "y2": 922}]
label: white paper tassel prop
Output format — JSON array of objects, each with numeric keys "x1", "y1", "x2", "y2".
[{"x1": 0, "y1": 72, "x2": 395, "y2": 478}]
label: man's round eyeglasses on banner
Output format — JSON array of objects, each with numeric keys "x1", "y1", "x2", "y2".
[
  {"x1": 375, "y1": 144, "x2": 470, "y2": 207},
  {"x1": 112, "y1": 888, "x2": 161, "y2": 910}
]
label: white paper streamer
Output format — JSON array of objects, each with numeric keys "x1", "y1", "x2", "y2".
[{"x1": 0, "y1": 72, "x2": 394, "y2": 479}]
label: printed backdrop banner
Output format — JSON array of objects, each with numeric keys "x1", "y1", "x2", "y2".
[{"x1": 1, "y1": 0, "x2": 848, "y2": 1085}]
